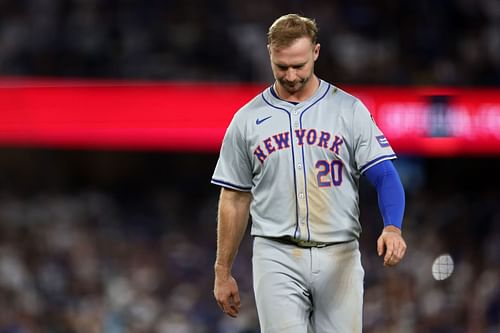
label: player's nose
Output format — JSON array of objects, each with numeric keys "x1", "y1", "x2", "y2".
[{"x1": 284, "y1": 68, "x2": 297, "y2": 81}]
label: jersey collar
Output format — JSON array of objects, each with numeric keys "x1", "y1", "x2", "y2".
[{"x1": 264, "y1": 79, "x2": 329, "y2": 110}]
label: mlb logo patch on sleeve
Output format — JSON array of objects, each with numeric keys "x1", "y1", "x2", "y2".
[{"x1": 376, "y1": 135, "x2": 390, "y2": 147}]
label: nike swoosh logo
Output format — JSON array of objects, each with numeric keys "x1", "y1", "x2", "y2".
[{"x1": 256, "y1": 116, "x2": 272, "y2": 125}]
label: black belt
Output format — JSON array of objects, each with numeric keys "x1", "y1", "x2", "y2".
[{"x1": 262, "y1": 236, "x2": 346, "y2": 248}]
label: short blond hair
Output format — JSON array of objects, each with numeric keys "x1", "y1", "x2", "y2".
[{"x1": 267, "y1": 14, "x2": 318, "y2": 48}]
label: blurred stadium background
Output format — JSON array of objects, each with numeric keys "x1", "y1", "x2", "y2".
[{"x1": 1, "y1": 1, "x2": 499, "y2": 332}]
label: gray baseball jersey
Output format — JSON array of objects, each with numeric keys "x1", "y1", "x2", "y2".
[{"x1": 212, "y1": 79, "x2": 396, "y2": 243}]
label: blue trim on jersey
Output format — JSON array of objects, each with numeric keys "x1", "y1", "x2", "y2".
[
  {"x1": 359, "y1": 154, "x2": 397, "y2": 174},
  {"x1": 211, "y1": 178, "x2": 252, "y2": 191},
  {"x1": 298, "y1": 83, "x2": 331, "y2": 241},
  {"x1": 364, "y1": 160, "x2": 405, "y2": 229},
  {"x1": 261, "y1": 93, "x2": 300, "y2": 238}
]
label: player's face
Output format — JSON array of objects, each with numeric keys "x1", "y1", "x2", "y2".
[{"x1": 269, "y1": 37, "x2": 320, "y2": 96}]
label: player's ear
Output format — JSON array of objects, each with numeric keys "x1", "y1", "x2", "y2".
[{"x1": 313, "y1": 43, "x2": 320, "y2": 61}]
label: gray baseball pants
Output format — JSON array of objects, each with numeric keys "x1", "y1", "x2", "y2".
[{"x1": 252, "y1": 236, "x2": 364, "y2": 333}]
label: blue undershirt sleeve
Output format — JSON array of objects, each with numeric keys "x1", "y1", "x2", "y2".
[{"x1": 364, "y1": 160, "x2": 405, "y2": 229}]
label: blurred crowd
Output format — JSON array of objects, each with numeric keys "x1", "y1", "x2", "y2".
[
  {"x1": 0, "y1": 0, "x2": 500, "y2": 85},
  {"x1": 1, "y1": 1, "x2": 500, "y2": 332},
  {"x1": 0, "y1": 151, "x2": 498, "y2": 333}
]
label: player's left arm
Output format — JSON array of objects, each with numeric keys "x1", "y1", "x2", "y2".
[{"x1": 364, "y1": 160, "x2": 407, "y2": 267}]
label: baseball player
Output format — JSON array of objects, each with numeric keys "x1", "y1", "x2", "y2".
[{"x1": 212, "y1": 14, "x2": 406, "y2": 333}]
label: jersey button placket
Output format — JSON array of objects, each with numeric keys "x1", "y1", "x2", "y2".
[{"x1": 292, "y1": 108, "x2": 308, "y2": 235}]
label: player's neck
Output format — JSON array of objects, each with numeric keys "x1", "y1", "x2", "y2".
[{"x1": 274, "y1": 75, "x2": 320, "y2": 103}]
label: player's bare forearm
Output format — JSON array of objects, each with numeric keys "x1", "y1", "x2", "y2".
[
  {"x1": 377, "y1": 225, "x2": 407, "y2": 267},
  {"x1": 215, "y1": 187, "x2": 252, "y2": 273},
  {"x1": 213, "y1": 187, "x2": 251, "y2": 317}
]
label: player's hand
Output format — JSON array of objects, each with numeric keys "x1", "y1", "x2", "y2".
[
  {"x1": 214, "y1": 269, "x2": 241, "y2": 318},
  {"x1": 377, "y1": 225, "x2": 407, "y2": 267}
]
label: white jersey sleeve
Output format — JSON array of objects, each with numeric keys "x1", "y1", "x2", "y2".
[
  {"x1": 351, "y1": 100, "x2": 396, "y2": 174},
  {"x1": 211, "y1": 112, "x2": 253, "y2": 192}
]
